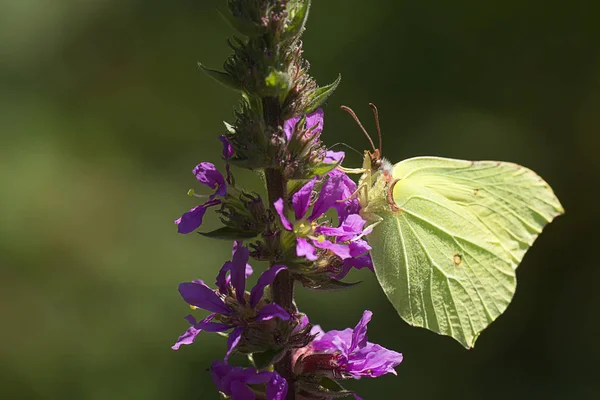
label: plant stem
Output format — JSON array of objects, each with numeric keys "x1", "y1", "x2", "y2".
[{"x1": 264, "y1": 103, "x2": 296, "y2": 399}]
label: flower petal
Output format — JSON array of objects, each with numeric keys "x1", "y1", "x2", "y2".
[
  {"x1": 284, "y1": 115, "x2": 301, "y2": 142},
  {"x1": 230, "y1": 381, "x2": 255, "y2": 400},
  {"x1": 350, "y1": 310, "x2": 372, "y2": 352},
  {"x1": 309, "y1": 175, "x2": 344, "y2": 220},
  {"x1": 256, "y1": 303, "x2": 291, "y2": 321},
  {"x1": 310, "y1": 324, "x2": 325, "y2": 338},
  {"x1": 311, "y1": 327, "x2": 353, "y2": 355},
  {"x1": 324, "y1": 150, "x2": 345, "y2": 164},
  {"x1": 233, "y1": 241, "x2": 254, "y2": 277},
  {"x1": 225, "y1": 326, "x2": 244, "y2": 361},
  {"x1": 219, "y1": 135, "x2": 234, "y2": 159},
  {"x1": 312, "y1": 239, "x2": 352, "y2": 260},
  {"x1": 193, "y1": 162, "x2": 227, "y2": 197},
  {"x1": 211, "y1": 360, "x2": 278, "y2": 398},
  {"x1": 349, "y1": 343, "x2": 403, "y2": 378},
  {"x1": 334, "y1": 239, "x2": 373, "y2": 279},
  {"x1": 296, "y1": 237, "x2": 318, "y2": 261},
  {"x1": 193, "y1": 320, "x2": 232, "y2": 332},
  {"x1": 231, "y1": 245, "x2": 251, "y2": 305},
  {"x1": 292, "y1": 177, "x2": 317, "y2": 220},
  {"x1": 328, "y1": 169, "x2": 359, "y2": 222},
  {"x1": 274, "y1": 198, "x2": 293, "y2": 230},
  {"x1": 178, "y1": 281, "x2": 230, "y2": 315},
  {"x1": 172, "y1": 314, "x2": 215, "y2": 350},
  {"x1": 266, "y1": 372, "x2": 288, "y2": 400},
  {"x1": 306, "y1": 108, "x2": 324, "y2": 134},
  {"x1": 310, "y1": 309, "x2": 403, "y2": 378},
  {"x1": 349, "y1": 239, "x2": 372, "y2": 256},
  {"x1": 171, "y1": 315, "x2": 200, "y2": 350},
  {"x1": 174, "y1": 199, "x2": 220, "y2": 234},
  {"x1": 215, "y1": 261, "x2": 234, "y2": 295},
  {"x1": 317, "y1": 214, "x2": 367, "y2": 242},
  {"x1": 249, "y1": 264, "x2": 287, "y2": 308}
]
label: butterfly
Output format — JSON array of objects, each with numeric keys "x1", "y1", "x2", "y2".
[{"x1": 339, "y1": 104, "x2": 564, "y2": 348}]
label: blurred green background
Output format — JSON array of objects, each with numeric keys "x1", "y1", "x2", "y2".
[{"x1": 1, "y1": 0, "x2": 598, "y2": 399}]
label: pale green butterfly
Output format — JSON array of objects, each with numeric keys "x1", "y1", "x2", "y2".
[{"x1": 339, "y1": 104, "x2": 564, "y2": 348}]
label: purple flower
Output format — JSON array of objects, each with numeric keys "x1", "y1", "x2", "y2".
[
  {"x1": 174, "y1": 162, "x2": 228, "y2": 234},
  {"x1": 274, "y1": 176, "x2": 369, "y2": 262},
  {"x1": 211, "y1": 360, "x2": 288, "y2": 400},
  {"x1": 219, "y1": 135, "x2": 234, "y2": 159},
  {"x1": 324, "y1": 150, "x2": 345, "y2": 164},
  {"x1": 323, "y1": 150, "x2": 361, "y2": 222},
  {"x1": 284, "y1": 108, "x2": 324, "y2": 143},
  {"x1": 330, "y1": 239, "x2": 374, "y2": 280},
  {"x1": 318, "y1": 214, "x2": 369, "y2": 242},
  {"x1": 172, "y1": 243, "x2": 290, "y2": 359},
  {"x1": 308, "y1": 310, "x2": 403, "y2": 379}
]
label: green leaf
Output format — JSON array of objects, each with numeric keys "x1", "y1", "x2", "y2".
[
  {"x1": 305, "y1": 74, "x2": 341, "y2": 113},
  {"x1": 198, "y1": 63, "x2": 240, "y2": 90},
  {"x1": 217, "y1": 7, "x2": 263, "y2": 37},
  {"x1": 307, "y1": 160, "x2": 339, "y2": 178},
  {"x1": 251, "y1": 348, "x2": 285, "y2": 370},
  {"x1": 200, "y1": 226, "x2": 258, "y2": 240},
  {"x1": 285, "y1": 0, "x2": 311, "y2": 38}
]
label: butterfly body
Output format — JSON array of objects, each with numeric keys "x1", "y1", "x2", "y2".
[{"x1": 339, "y1": 104, "x2": 564, "y2": 347}]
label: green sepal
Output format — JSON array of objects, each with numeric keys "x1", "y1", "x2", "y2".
[
  {"x1": 250, "y1": 348, "x2": 285, "y2": 370},
  {"x1": 199, "y1": 226, "x2": 259, "y2": 240},
  {"x1": 264, "y1": 69, "x2": 292, "y2": 100},
  {"x1": 317, "y1": 377, "x2": 352, "y2": 396},
  {"x1": 309, "y1": 279, "x2": 362, "y2": 292},
  {"x1": 306, "y1": 160, "x2": 339, "y2": 178},
  {"x1": 217, "y1": 7, "x2": 264, "y2": 37},
  {"x1": 198, "y1": 63, "x2": 240, "y2": 90},
  {"x1": 297, "y1": 377, "x2": 352, "y2": 399},
  {"x1": 284, "y1": 0, "x2": 311, "y2": 39},
  {"x1": 287, "y1": 178, "x2": 313, "y2": 197},
  {"x1": 296, "y1": 273, "x2": 362, "y2": 291},
  {"x1": 305, "y1": 74, "x2": 341, "y2": 113},
  {"x1": 280, "y1": 229, "x2": 298, "y2": 254},
  {"x1": 223, "y1": 121, "x2": 236, "y2": 134}
]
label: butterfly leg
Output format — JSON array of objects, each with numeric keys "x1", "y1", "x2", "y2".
[
  {"x1": 351, "y1": 214, "x2": 382, "y2": 241},
  {"x1": 336, "y1": 181, "x2": 371, "y2": 203},
  {"x1": 337, "y1": 166, "x2": 368, "y2": 175}
]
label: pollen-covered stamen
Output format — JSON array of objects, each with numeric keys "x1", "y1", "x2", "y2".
[
  {"x1": 293, "y1": 219, "x2": 316, "y2": 238},
  {"x1": 224, "y1": 292, "x2": 255, "y2": 322}
]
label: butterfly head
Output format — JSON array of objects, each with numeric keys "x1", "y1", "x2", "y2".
[{"x1": 341, "y1": 103, "x2": 385, "y2": 174}]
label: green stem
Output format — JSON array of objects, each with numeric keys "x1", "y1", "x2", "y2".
[{"x1": 264, "y1": 113, "x2": 296, "y2": 399}]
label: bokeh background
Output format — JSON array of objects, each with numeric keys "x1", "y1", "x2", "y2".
[{"x1": 1, "y1": 0, "x2": 598, "y2": 399}]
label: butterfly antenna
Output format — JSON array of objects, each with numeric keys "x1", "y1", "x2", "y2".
[
  {"x1": 368, "y1": 103, "x2": 383, "y2": 156},
  {"x1": 328, "y1": 142, "x2": 364, "y2": 158},
  {"x1": 340, "y1": 105, "x2": 377, "y2": 152}
]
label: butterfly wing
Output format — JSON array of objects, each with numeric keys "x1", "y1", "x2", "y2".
[{"x1": 369, "y1": 157, "x2": 564, "y2": 348}]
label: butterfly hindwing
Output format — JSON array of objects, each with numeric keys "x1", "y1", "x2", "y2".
[{"x1": 368, "y1": 157, "x2": 564, "y2": 348}]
